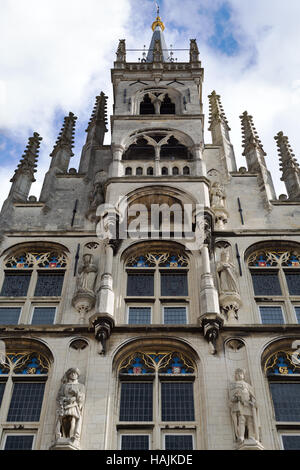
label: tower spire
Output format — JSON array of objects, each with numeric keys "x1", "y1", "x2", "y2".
[
  {"x1": 208, "y1": 91, "x2": 230, "y2": 133},
  {"x1": 274, "y1": 131, "x2": 300, "y2": 200},
  {"x1": 208, "y1": 91, "x2": 237, "y2": 174},
  {"x1": 50, "y1": 112, "x2": 77, "y2": 163},
  {"x1": 39, "y1": 112, "x2": 77, "y2": 203},
  {"x1": 9, "y1": 132, "x2": 42, "y2": 202},
  {"x1": 79, "y1": 92, "x2": 108, "y2": 176},
  {"x1": 147, "y1": 5, "x2": 169, "y2": 62},
  {"x1": 240, "y1": 111, "x2": 276, "y2": 205},
  {"x1": 85, "y1": 92, "x2": 108, "y2": 146}
]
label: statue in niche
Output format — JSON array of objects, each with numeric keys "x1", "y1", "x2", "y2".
[
  {"x1": 210, "y1": 182, "x2": 226, "y2": 208},
  {"x1": 229, "y1": 368, "x2": 260, "y2": 445},
  {"x1": 76, "y1": 253, "x2": 98, "y2": 294},
  {"x1": 55, "y1": 368, "x2": 85, "y2": 445},
  {"x1": 88, "y1": 171, "x2": 106, "y2": 211},
  {"x1": 217, "y1": 249, "x2": 239, "y2": 294}
]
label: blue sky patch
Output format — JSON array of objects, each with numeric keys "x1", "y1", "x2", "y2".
[{"x1": 207, "y1": 2, "x2": 240, "y2": 56}]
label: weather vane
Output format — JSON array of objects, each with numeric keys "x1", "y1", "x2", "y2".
[{"x1": 155, "y1": 1, "x2": 160, "y2": 16}]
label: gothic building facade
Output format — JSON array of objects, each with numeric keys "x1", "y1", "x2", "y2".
[{"x1": 0, "y1": 13, "x2": 300, "y2": 451}]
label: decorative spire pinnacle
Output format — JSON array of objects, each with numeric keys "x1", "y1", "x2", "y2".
[
  {"x1": 208, "y1": 91, "x2": 230, "y2": 131},
  {"x1": 275, "y1": 131, "x2": 300, "y2": 174},
  {"x1": 50, "y1": 112, "x2": 77, "y2": 157},
  {"x1": 86, "y1": 92, "x2": 108, "y2": 134},
  {"x1": 240, "y1": 111, "x2": 266, "y2": 157},
  {"x1": 11, "y1": 132, "x2": 42, "y2": 183},
  {"x1": 274, "y1": 131, "x2": 300, "y2": 200}
]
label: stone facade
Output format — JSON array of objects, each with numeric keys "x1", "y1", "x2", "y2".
[{"x1": 0, "y1": 14, "x2": 300, "y2": 451}]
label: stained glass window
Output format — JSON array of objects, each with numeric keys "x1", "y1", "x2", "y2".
[
  {"x1": 31, "y1": 307, "x2": 56, "y2": 325},
  {"x1": 0, "y1": 307, "x2": 21, "y2": 325},
  {"x1": 4, "y1": 435, "x2": 34, "y2": 450},
  {"x1": 0, "y1": 382, "x2": 5, "y2": 407},
  {"x1": 7, "y1": 382, "x2": 45, "y2": 422},
  {"x1": 119, "y1": 383, "x2": 153, "y2": 421},
  {"x1": 34, "y1": 273, "x2": 64, "y2": 297},
  {"x1": 163, "y1": 307, "x2": 187, "y2": 324},
  {"x1": 251, "y1": 272, "x2": 281, "y2": 296},
  {"x1": 0, "y1": 273, "x2": 31, "y2": 297},
  {"x1": 295, "y1": 307, "x2": 300, "y2": 323},
  {"x1": 161, "y1": 273, "x2": 188, "y2": 296},
  {"x1": 165, "y1": 435, "x2": 193, "y2": 450},
  {"x1": 281, "y1": 435, "x2": 300, "y2": 450},
  {"x1": 121, "y1": 435, "x2": 150, "y2": 450},
  {"x1": 269, "y1": 383, "x2": 300, "y2": 422},
  {"x1": 127, "y1": 273, "x2": 154, "y2": 296},
  {"x1": 161, "y1": 383, "x2": 194, "y2": 421},
  {"x1": 285, "y1": 272, "x2": 300, "y2": 295},
  {"x1": 128, "y1": 307, "x2": 151, "y2": 325},
  {"x1": 259, "y1": 306, "x2": 284, "y2": 324}
]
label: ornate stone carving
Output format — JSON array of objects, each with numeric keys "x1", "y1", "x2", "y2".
[
  {"x1": 229, "y1": 369, "x2": 263, "y2": 450},
  {"x1": 76, "y1": 254, "x2": 98, "y2": 293},
  {"x1": 89, "y1": 314, "x2": 115, "y2": 355},
  {"x1": 72, "y1": 254, "x2": 98, "y2": 321},
  {"x1": 86, "y1": 171, "x2": 107, "y2": 222},
  {"x1": 116, "y1": 39, "x2": 126, "y2": 62},
  {"x1": 217, "y1": 247, "x2": 241, "y2": 322},
  {"x1": 54, "y1": 368, "x2": 85, "y2": 450},
  {"x1": 210, "y1": 182, "x2": 228, "y2": 230},
  {"x1": 189, "y1": 39, "x2": 200, "y2": 63},
  {"x1": 201, "y1": 315, "x2": 224, "y2": 355}
]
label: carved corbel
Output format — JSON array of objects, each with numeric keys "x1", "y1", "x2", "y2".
[
  {"x1": 89, "y1": 314, "x2": 115, "y2": 355},
  {"x1": 199, "y1": 314, "x2": 224, "y2": 355}
]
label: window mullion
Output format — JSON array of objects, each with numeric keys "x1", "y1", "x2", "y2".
[
  {"x1": 0, "y1": 376, "x2": 13, "y2": 424},
  {"x1": 153, "y1": 372, "x2": 160, "y2": 450}
]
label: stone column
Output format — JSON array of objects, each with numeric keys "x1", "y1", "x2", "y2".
[
  {"x1": 199, "y1": 244, "x2": 223, "y2": 354},
  {"x1": 192, "y1": 144, "x2": 207, "y2": 177},
  {"x1": 110, "y1": 144, "x2": 124, "y2": 177},
  {"x1": 154, "y1": 145, "x2": 161, "y2": 176},
  {"x1": 89, "y1": 241, "x2": 115, "y2": 355}
]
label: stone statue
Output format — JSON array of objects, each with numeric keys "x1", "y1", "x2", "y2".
[
  {"x1": 217, "y1": 249, "x2": 239, "y2": 294},
  {"x1": 76, "y1": 253, "x2": 98, "y2": 293},
  {"x1": 88, "y1": 171, "x2": 106, "y2": 211},
  {"x1": 55, "y1": 368, "x2": 85, "y2": 446},
  {"x1": 211, "y1": 182, "x2": 226, "y2": 208},
  {"x1": 229, "y1": 369, "x2": 260, "y2": 445},
  {"x1": 116, "y1": 39, "x2": 126, "y2": 62}
]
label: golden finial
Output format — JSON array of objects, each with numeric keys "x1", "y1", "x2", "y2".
[{"x1": 152, "y1": 2, "x2": 165, "y2": 31}]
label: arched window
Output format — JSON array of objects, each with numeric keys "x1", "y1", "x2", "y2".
[
  {"x1": 136, "y1": 167, "x2": 143, "y2": 176},
  {"x1": 172, "y1": 167, "x2": 179, "y2": 176},
  {"x1": 140, "y1": 94, "x2": 155, "y2": 115},
  {"x1": 162, "y1": 167, "x2": 168, "y2": 175},
  {"x1": 125, "y1": 167, "x2": 132, "y2": 176},
  {"x1": 160, "y1": 94, "x2": 176, "y2": 114},
  {"x1": 0, "y1": 342, "x2": 51, "y2": 450},
  {"x1": 117, "y1": 348, "x2": 196, "y2": 450},
  {"x1": 125, "y1": 250, "x2": 189, "y2": 325},
  {"x1": 263, "y1": 341, "x2": 300, "y2": 449},
  {"x1": 0, "y1": 246, "x2": 68, "y2": 325},
  {"x1": 147, "y1": 167, "x2": 154, "y2": 176},
  {"x1": 247, "y1": 246, "x2": 300, "y2": 324},
  {"x1": 123, "y1": 137, "x2": 155, "y2": 161},
  {"x1": 183, "y1": 166, "x2": 190, "y2": 175}
]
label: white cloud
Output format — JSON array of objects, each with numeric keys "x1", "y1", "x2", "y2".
[{"x1": 0, "y1": 0, "x2": 299, "y2": 208}]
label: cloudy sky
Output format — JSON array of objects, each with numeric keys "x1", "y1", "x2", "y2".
[{"x1": 0, "y1": 0, "x2": 300, "y2": 208}]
